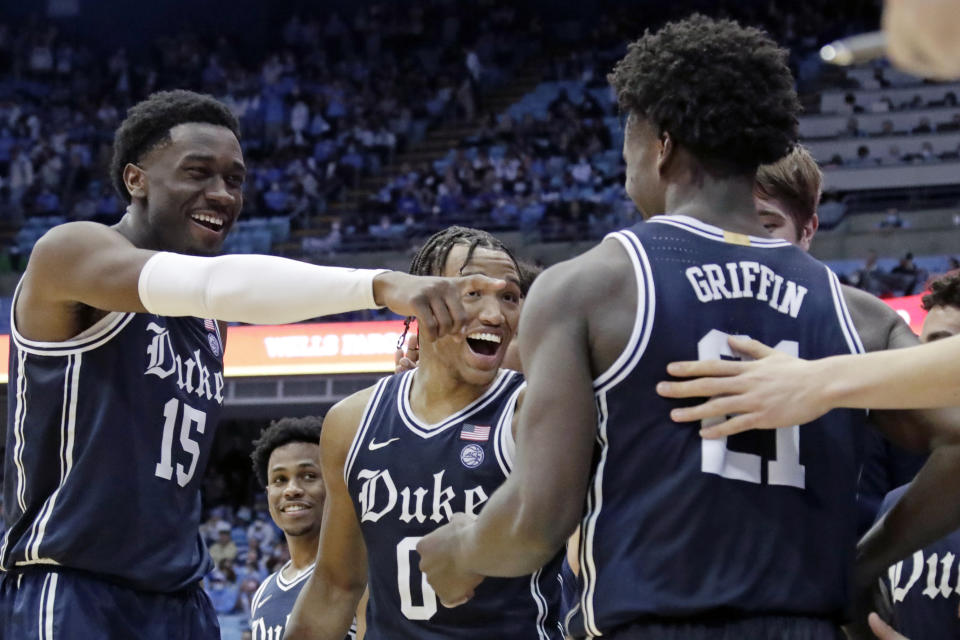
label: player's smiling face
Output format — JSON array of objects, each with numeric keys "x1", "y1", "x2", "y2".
[
  {"x1": 266, "y1": 442, "x2": 325, "y2": 538},
  {"x1": 425, "y1": 244, "x2": 522, "y2": 386},
  {"x1": 133, "y1": 122, "x2": 245, "y2": 256}
]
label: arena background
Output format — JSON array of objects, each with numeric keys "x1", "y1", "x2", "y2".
[{"x1": 0, "y1": 0, "x2": 954, "y2": 636}]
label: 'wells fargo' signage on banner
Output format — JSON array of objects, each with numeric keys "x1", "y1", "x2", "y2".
[{"x1": 0, "y1": 296, "x2": 931, "y2": 383}]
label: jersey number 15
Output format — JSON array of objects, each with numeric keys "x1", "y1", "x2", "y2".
[{"x1": 154, "y1": 397, "x2": 207, "y2": 487}]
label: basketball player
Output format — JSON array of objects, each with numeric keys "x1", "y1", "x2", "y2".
[
  {"x1": 0, "y1": 90, "x2": 505, "y2": 639},
  {"x1": 417, "y1": 16, "x2": 960, "y2": 638},
  {"x1": 755, "y1": 146, "x2": 929, "y2": 533},
  {"x1": 248, "y1": 417, "x2": 357, "y2": 640},
  {"x1": 285, "y1": 227, "x2": 562, "y2": 640},
  {"x1": 859, "y1": 272, "x2": 960, "y2": 640}
]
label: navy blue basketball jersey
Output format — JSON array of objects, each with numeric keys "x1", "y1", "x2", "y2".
[
  {"x1": 345, "y1": 369, "x2": 563, "y2": 639},
  {"x1": 566, "y1": 215, "x2": 868, "y2": 637},
  {"x1": 1, "y1": 294, "x2": 225, "y2": 592},
  {"x1": 877, "y1": 485, "x2": 960, "y2": 640},
  {"x1": 250, "y1": 562, "x2": 356, "y2": 640}
]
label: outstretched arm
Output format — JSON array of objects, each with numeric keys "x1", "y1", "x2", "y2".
[
  {"x1": 656, "y1": 329, "x2": 960, "y2": 437},
  {"x1": 19, "y1": 221, "x2": 503, "y2": 342},
  {"x1": 285, "y1": 390, "x2": 371, "y2": 640}
]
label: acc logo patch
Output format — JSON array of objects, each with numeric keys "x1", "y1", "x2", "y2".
[{"x1": 459, "y1": 443, "x2": 484, "y2": 469}]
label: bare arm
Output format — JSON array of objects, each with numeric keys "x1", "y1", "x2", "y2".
[
  {"x1": 418, "y1": 247, "x2": 615, "y2": 604},
  {"x1": 285, "y1": 389, "x2": 372, "y2": 640},
  {"x1": 656, "y1": 309, "x2": 960, "y2": 437}
]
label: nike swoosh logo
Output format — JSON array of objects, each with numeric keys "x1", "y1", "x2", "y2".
[
  {"x1": 256, "y1": 593, "x2": 272, "y2": 611},
  {"x1": 368, "y1": 437, "x2": 400, "y2": 451}
]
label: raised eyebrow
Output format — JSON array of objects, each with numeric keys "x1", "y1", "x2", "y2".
[{"x1": 460, "y1": 270, "x2": 523, "y2": 289}]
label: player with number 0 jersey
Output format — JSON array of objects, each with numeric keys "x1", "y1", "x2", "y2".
[{"x1": 285, "y1": 227, "x2": 562, "y2": 640}]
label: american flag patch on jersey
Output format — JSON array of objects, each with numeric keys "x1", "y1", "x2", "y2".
[
  {"x1": 460, "y1": 424, "x2": 490, "y2": 442},
  {"x1": 204, "y1": 319, "x2": 216, "y2": 332}
]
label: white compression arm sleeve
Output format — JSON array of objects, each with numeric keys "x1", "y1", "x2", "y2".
[{"x1": 138, "y1": 251, "x2": 387, "y2": 324}]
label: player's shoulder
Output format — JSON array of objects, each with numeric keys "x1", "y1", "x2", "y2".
[
  {"x1": 838, "y1": 283, "x2": 915, "y2": 352},
  {"x1": 25, "y1": 221, "x2": 132, "y2": 281},
  {"x1": 528, "y1": 238, "x2": 632, "y2": 309},
  {"x1": 32, "y1": 220, "x2": 129, "y2": 255},
  {"x1": 251, "y1": 569, "x2": 280, "y2": 611},
  {"x1": 323, "y1": 381, "x2": 385, "y2": 454}
]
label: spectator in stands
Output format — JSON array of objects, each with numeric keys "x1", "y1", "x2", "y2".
[
  {"x1": 853, "y1": 145, "x2": 877, "y2": 166},
  {"x1": 210, "y1": 522, "x2": 240, "y2": 567},
  {"x1": 849, "y1": 249, "x2": 886, "y2": 296},
  {"x1": 879, "y1": 208, "x2": 905, "y2": 230},
  {"x1": 912, "y1": 117, "x2": 932, "y2": 134},
  {"x1": 891, "y1": 251, "x2": 925, "y2": 295},
  {"x1": 247, "y1": 515, "x2": 277, "y2": 550},
  {"x1": 884, "y1": 144, "x2": 904, "y2": 164},
  {"x1": 845, "y1": 116, "x2": 863, "y2": 137}
]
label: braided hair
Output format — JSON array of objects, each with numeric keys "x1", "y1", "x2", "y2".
[{"x1": 398, "y1": 226, "x2": 521, "y2": 348}]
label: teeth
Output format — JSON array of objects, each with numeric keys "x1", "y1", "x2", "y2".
[
  {"x1": 191, "y1": 213, "x2": 224, "y2": 228},
  {"x1": 467, "y1": 332, "x2": 501, "y2": 344},
  {"x1": 283, "y1": 505, "x2": 307, "y2": 513}
]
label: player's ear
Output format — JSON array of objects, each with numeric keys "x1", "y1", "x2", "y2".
[
  {"x1": 657, "y1": 131, "x2": 674, "y2": 176},
  {"x1": 123, "y1": 163, "x2": 148, "y2": 200}
]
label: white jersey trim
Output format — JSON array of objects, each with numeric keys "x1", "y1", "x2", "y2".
[
  {"x1": 578, "y1": 393, "x2": 610, "y2": 637},
  {"x1": 647, "y1": 214, "x2": 793, "y2": 247},
  {"x1": 275, "y1": 560, "x2": 316, "y2": 590},
  {"x1": 38, "y1": 571, "x2": 58, "y2": 640},
  {"x1": 344, "y1": 377, "x2": 391, "y2": 483},
  {"x1": 493, "y1": 383, "x2": 524, "y2": 477},
  {"x1": 10, "y1": 279, "x2": 136, "y2": 356},
  {"x1": 592, "y1": 231, "x2": 656, "y2": 394},
  {"x1": 827, "y1": 270, "x2": 866, "y2": 355},
  {"x1": 20, "y1": 353, "x2": 81, "y2": 566},
  {"x1": 530, "y1": 567, "x2": 550, "y2": 640},
  {"x1": 397, "y1": 369, "x2": 518, "y2": 438},
  {"x1": 249, "y1": 575, "x2": 272, "y2": 615}
]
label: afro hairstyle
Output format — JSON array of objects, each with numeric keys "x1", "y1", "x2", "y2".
[{"x1": 608, "y1": 14, "x2": 800, "y2": 176}]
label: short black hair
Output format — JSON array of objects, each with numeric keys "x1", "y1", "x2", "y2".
[
  {"x1": 408, "y1": 225, "x2": 520, "y2": 279},
  {"x1": 608, "y1": 14, "x2": 800, "y2": 175},
  {"x1": 250, "y1": 416, "x2": 323, "y2": 487},
  {"x1": 922, "y1": 270, "x2": 960, "y2": 311},
  {"x1": 110, "y1": 89, "x2": 240, "y2": 202}
]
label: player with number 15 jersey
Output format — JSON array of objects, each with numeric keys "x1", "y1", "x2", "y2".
[{"x1": 1, "y1": 309, "x2": 225, "y2": 591}]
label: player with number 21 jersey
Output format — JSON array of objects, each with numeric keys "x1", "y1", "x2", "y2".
[{"x1": 566, "y1": 216, "x2": 867, "y2": 637}]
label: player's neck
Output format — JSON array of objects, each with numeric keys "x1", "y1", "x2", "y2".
[
  {"x1": 664, "y1": 174, "x2": 766, "y2": 237},
  {"x1": 408, "y1": 361, "x2": 491, "y2": 424},
  {"x1": 283, "y1": 532, "x2": 319, "y2": 577},
  {"x1": 114, "y1": 207, "x2": 163, "y2": 251}
]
